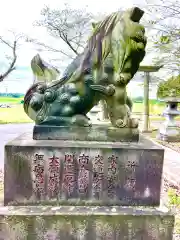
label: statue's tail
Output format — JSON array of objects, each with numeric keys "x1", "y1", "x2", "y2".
[{"x1": 31, "y1": 54, "x2": 60, "y2": 83}]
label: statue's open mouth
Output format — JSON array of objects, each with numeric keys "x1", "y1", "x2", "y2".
[{"x1": 131, "y1": 34, "x2": 147, "y2": 46}]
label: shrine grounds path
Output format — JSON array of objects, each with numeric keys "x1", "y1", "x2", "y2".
[{"x1": 0, "y1": 123, "x2": 33, "y2": 169}]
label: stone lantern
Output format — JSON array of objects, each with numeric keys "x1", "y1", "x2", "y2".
[{"x1": 157, "y1": 89, "x2": 180, "y2": 141}]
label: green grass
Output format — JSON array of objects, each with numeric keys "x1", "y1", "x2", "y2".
[
  {"x1": 0, "y1": 105, "x2": 32, "y2": 124},
  {"x1": 168, "y1": 189, "x2": 180, "y2": 207},
  {"x1": 133, "y1": 102, "x2": 180, "y2": 120},
  {"x1": 0, "y1": 96, "x2": 23, "y2": 103},
  {"x1": 168, "y1": 189, "x2": 180, "y2": 234},
  {"x1": 132, "y1": 102, "x2": 166, "y2": 115},
  {"x1": 0, "y1": 96, "x2": 30, "y2": 123}
]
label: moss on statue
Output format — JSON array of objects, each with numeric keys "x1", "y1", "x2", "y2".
[{"x1": 157, "y1": 75, "x2": 180, "y2": 99}]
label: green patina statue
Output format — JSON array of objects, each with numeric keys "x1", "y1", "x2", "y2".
[{"x1": 24, "y1": 7, "x2": 147, "y2": 128}]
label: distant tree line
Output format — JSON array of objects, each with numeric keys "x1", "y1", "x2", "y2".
[
  {"x1": 157, "y1": 75, "x2": 180, "y2": 98},
  {"x1": 0, "y1": 92, "x2": 24, "y2": 98}
]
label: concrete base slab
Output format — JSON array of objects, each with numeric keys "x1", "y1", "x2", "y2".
[{"x1": 0, "y1": 206, "x2": 175, "y2": 240}]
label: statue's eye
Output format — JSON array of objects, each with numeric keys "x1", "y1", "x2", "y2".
[{"x1": 36, "y1": 85, "x2": 46, "y2": 94}]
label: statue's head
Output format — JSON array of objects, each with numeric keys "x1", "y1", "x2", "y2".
[
  {"x1": 121, "y1": 7, "x2": 147, "y2": 53},
  {"x1": 115, "y1": 7, "x2": 147, "y2": 80},
  {"x1": 83, "y1": 7, "x2": 146, "y2": 79},
  {"x1": 90, "y1": 7, "x2": 146, "y2": 51}
]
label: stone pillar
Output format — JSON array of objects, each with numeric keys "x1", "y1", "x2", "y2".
[
  {"x1": 101, "y1": 100, "x2": 109, "y2": 121},
  {"x1": 142, "y1": 72, "x2": 150, "y2": 132}
]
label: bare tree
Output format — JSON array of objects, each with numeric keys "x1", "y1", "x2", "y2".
[
  {"x1": 26, "y1": 4, "x2": 94, "y2": 62},
  {"x1": 144, "y1": 0, "x2": 180, "y2": 73},
  {"x1": 0, "y1": 32, "x2": 20, "y2": 82}
]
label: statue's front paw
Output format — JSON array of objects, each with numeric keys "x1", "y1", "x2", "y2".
[
  {"x1": 128, "y1": 118, "x2": 139, "y2": 128},
  {"x1": 115, "y1": 118, "x2": 127, "y2": 128},
  {"x1": 114, "y1": 73, "x2": 132, "y2": 86}
]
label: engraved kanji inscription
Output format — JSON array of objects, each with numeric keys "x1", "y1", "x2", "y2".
[
  {"x1": 125, "y1": 160, "x2": 139, "y2": 192},
  {"x1": 32, "y1": 153, "x2": 45, "y2": 196},
  {"x1": 78, "y1": 154, "x2": 89, "y2": 194},
  {"x1": 62, "y1": 154, "x2": 76, "y2": 195},
  {"x1": 126, "y1": 160, "x2": 139, "y2": 171},
  {"x1": 92, "y1": 155, "x2": 104, "y2": 193},
  {"x1": 107, "y1": 155, "x2": 118, "y2": 197},
  {"x1": 125, "y1": 177, "x2": 136, "y2": 191},
  {"x1": 47, "y1": 154, "x2": 60, "y2": 198},
  {"x1": 78, "y1": 154, "x2": 89, "y2": 167},
  {"x1": 108, "y1": 155, "x2": 118, "y2": 175}
]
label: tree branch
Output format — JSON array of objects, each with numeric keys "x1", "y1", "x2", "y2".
[
  {"x1": 47, "y1": 22, "x2": 79, "y2": 55},
  {"x1": 61, "y1": 31, "x2": 79, "y2": 55},
  {"x1": 0, "y1": 39, "x2": 17, "y2": 82},
  {"x1": 26, "y1": 36, "x2": 76, "y2": 59},
  {"x1": 33, "y1": 4, "x2": 93, "y2": 59}
]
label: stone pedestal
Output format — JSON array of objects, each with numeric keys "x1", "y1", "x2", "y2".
[
  {"x1": 4, "y1": 133, "x2": 164, "y2": 206},
  {"x1": 0, "y1": 127, "x2": 175, "y2": 239}
]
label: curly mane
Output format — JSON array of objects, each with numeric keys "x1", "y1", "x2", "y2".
[{"x1": 81, "y1": 11, "x2": 122, "y2": 70}]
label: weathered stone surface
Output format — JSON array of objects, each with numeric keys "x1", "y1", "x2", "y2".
[
  {"x1": 33, "y1": 125, "x2": 139, "y2": 141},
  {"x1": 4, "y1": 133, "x2": 164, "y2": 206},
  {"x1": 0, "y1": 206, "x2": 174, "y2": 240}
]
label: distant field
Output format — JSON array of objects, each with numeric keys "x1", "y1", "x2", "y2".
[
  {"x1": 0, "y1": 96, "x2": 23, "y2": 104},
  {"x1": 0, "y1": 97, "x2": 179, "y2": 124},
  {"x1": 0, "y1": 96, "x2": 165, "y2": 108}
]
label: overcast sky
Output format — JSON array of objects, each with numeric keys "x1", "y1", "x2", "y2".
[{"x1": 0, "y1": 0, "x2": 163, "y2": 97}]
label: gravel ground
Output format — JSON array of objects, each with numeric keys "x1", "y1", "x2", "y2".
[
  {"x1": 157, "y1": 140, "x2": 180, "y2": 153},
  {"x1": 143, "y1": 129, "x2": 180, "y2": 153}
]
